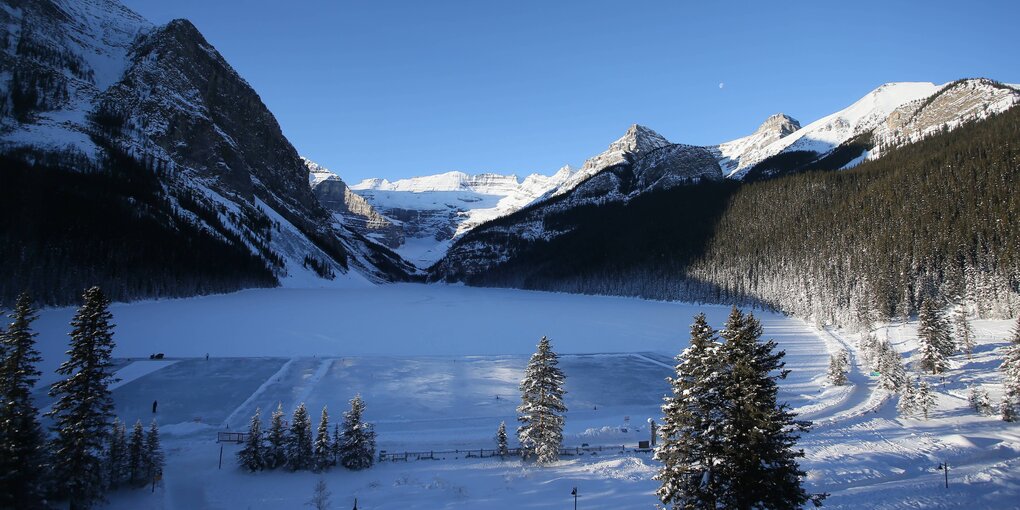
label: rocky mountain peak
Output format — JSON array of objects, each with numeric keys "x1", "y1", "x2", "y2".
[
  {"x1": 611, "y1": 124, "x2": 672, "y2": 155},
  {"x1": 755, "y1": 114, "x2": 801, "y2": 140}
]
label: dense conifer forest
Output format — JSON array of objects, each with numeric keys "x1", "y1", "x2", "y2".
[
  {"x1": 441, "y1": 107, "x2": 1020, "y2": 326},
  {"x1": 0, "y1": 146, "x2": 278, "y2": 306}
]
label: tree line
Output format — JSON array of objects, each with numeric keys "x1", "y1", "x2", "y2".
[{"x1": 0, "y1": 287, "x2": 163, "y2": 509}]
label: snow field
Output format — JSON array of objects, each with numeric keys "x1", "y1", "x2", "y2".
[{"x1": 28, "y1": 285, "x2": 1020, "y2": 508}]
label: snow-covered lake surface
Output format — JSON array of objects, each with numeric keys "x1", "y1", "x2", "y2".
[{"x1": 28, "y1": 284, "x2": 1020, "y2": 509}]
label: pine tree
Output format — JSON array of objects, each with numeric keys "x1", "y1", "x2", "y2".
[
  {"x1": 313, "y1": 406, "x2": 332, "y2": 472},
  {"x1": 898, "y1": 375, "x2": 916, "y2": 417},
  {"x1": 968, "y1": 386, "x2": 992, "y2": 415},
  {"x1": 47, "y1": 287, "x2": 118, "y2": 508},
  {"x1": 340, "y1": 395, "x2": 376, "y2": 470},
  {"x1": 999, "y1": 318, "x2": 1020, "y2": 421},
  {"x1": 331, "y1": 423, "x2": 341, "y2": 467},
  {"x1": 495, "y1": 421, "x2": 509, "y2": 459},
  {"x1": 827, "y1": 349, "x2": 849, "y2": 386},
  {"x1": 127, "y1": 420, "x2": 145, "y2": 486},
  {"x1": 0, "y1": 293, "x2": 48, "y2": 508},
  {"x1": 918, "y1": 299, "x2": 954, "y2": 363},
  {"x1": 654, "y1": 313, "x2": 726, "y2": 508},
  {"x1": 953, "y1": 306, "x2": 975, "y2": 359},
  {"x1": 915, "y1": 378, "x2": 936, "y2": 420},
  {"x1": 266, "y1": 403, "x2": 287, "y2": 469},
  {"x1": 237, "y1": 407, "x2": 265, "y2": 472},
  {"x1": 877, "y1": 342, "x2": 907, "y2": 391},
  {"x1": 1001, "y1": 397, "x2": 1017, "y2": 422},
  {"x1": 105, "y1": 418, "x2": 128, "y2": 488},
  {"x1": 144, "y1": 419, "x2": 164, "y2": 484},
  {"x1": 715, "y1": 307, "x2": 822, "y2": 509},
  {"x1": 517, "y1": 336, "x2": 567, "y2": 464},
  {"x1": 917, "y1": 321, "x2": 950, "y2": 375},
  {"x1": 286, "y1": 403, "x2": 313, "y2": 471}
]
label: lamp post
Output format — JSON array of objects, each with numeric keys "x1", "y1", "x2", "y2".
[
  {"x1": 937, "y1": 462, "x2": 949, "y2": 488},
  {"x1": 571, "y1": 487, "x2": 578, "y2": 510}
]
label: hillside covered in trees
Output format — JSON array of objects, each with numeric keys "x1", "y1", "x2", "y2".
[{"x1": 434, "y1": 107, "x2": 1020, "y2": 326}]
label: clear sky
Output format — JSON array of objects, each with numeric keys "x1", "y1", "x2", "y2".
[{"x1": 120, "y1": 0, "x2": 1018, "y2": 183}]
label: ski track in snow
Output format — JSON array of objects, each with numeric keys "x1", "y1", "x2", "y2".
[{"x1": 221, "y1": 357, "x2": 299, "y2": 429}]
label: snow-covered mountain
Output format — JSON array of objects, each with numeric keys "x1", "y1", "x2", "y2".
[
  {"x1": 0, "y1": 0, "x2": 415, "y2": 302},
  {"x1": 344, "y1": 167, "x2": 576, "y2": 267},
  {"x1": 715, "y1": 79, "x2": 1020, "y2": 179},
  {"x1": 430, "y1": 125, "x2": 723, "y2": 281}
]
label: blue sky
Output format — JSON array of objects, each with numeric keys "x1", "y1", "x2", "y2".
[{"x1": 121, "y1": 0, "x2": 1018, "y2": 183}]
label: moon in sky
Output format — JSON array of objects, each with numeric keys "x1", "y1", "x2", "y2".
[{"x1": 719, "y1": 82, "x2": 725, "y2": 89}]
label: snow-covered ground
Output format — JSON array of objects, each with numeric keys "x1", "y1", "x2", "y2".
[{"x1": 28, "y1": 285, "x2": 1020, "y2": 508}]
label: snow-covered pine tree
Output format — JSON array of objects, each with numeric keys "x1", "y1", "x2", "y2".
[
  {"x1": 127, "y1": 420, "x2": 144, "y2": 486},
  {"x1": 237, "y1": 407, "x2": 265, "y2": 472},
  {"x1": 715, "y1": 307, "x2": 823, "y2": 509},
  {"x1": 286, "y1": 403, "x2": 313, "y2": 471},
  {"x1": 859, "y1": 334, "x2": 880, "y2": 372},
  {"x1": 654, "y1": 313, "x2": 725, "y2": 509},
  {"x1": 897, "y1": 375, "x2": 917, "y2": 417},
  {"x1": 968, "y1": 386, "x2": 992, "y2": 415},
  {"x1": 0, "y1": 293, "x2": 48, "y2": 507},
  {"x1": 1002, "y1": 397, "x2": 1017, "y2": 422},
  {"x1": 47, "y1": 286, "x2": 118, "y2": 507},
  {"x1": 266, "y1": 403, "x2": 287, "y2": 469},
  {"x1": 330, "y1": 423, "x2": 341, "y2": 467},
  {"x1": 517, "y1": 336, "x2": 567, "y2": 464},
  {"x1": 915, "y1": 378, "x2": 936, "y2": 420},
  {"x1": 877, "y1": 342, "x2": 907, "y2": 391},
  {"x1": 953, "y1": 305, "x2": 975, "y2": 359},
  {"x1": 339, "y1": 395, "x2": 376, "y2": 470},
  {"x1": 106, "y1": 418, "x2": 128, "y2": 488},
  {"x1": 999, "y1": 320, "x2": 1020, "y2": 420},
  {"x1": 495, "y1": 421, "x2": 509, "y2": 459},
  {"x1": 313, "y1": 406, "x2": 332, "y2": 472},
  {"x1": 918, "y1": 298, "x2": 954, "y2": 360},
  {"x1": 144, "y1": 419, "x2": 164, "y2": 484},
  {"x1": 828, "y1": 349, "x2": 849, "y2": 386}
]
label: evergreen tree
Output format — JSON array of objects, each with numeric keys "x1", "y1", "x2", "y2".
[
  {"x1": 313, "y1": 406, "x2": 332, "y2": 472},
  {"x1": 127, "y1": 420, "x2": 144, "y2": 486},
  {"x1": 47, "y1": 287, "x2": 118, "y2": 508},
  {"x1": 999, "y1": 324, "x2": 1020, "y2": 420},
  {"x1": 967, "y1": 386, "x2": 992, "y2": 416},
  {"x1": 897, "y1": 375, "x2": 916, "y2": 417},
  {"x1": 917, "y1": 317, "x2": 950, "y2": 375},
  {"x1": 0, "y1": 293, "x2": 48, "y2": 508},
  {"x1": 827, "y1": 350, "x2": 849, "y2": 386},
  {"x1": 654, "y1": 313, "x2": 726, "y2": 508},
  {"x1": 495, "y1": 421, "x2": 509, "y2": 459},
  {"x1": 265, "y1": 403, "x2": 287, "y2": 470},
  {"x1": 286, "y1": 403, "x2": 313, "y2": 471},
  {"x1": 918, "y1": 299, "x2": 954, "y2": 361},
  {"x1": 331, "y1": 423, "x2": 341, "y2": 467},
  {"x1": 877, "y1": 342, "x2": 907, "y2": 391},
  {"x1": 237, "y1": 407, "x2": 265, "y2": 472},
  {"x1": 339, "y1": 395, "x2": 376, "y2": 470},
  {"x1": 915, "y1": 378, "x2": 936, "y2": 420},
  {"x1": 715, "y1": 307, "x2": 823, "y2": 509},
  {"x1": 144, "y1": 419, "x2": 164, "y2": 484},
  {"x1": 517, "y1": 336, "x2": 567, "y2": 464},
  {"x1": 953, "y1": 306, "x2": 975, "y2": 359},
  {"x1": 1001, "y1": 397, "x2": 1017, "y2": 422},
  {"x1": 105, "y1": 418, "x2": 128, "y2": 488}
]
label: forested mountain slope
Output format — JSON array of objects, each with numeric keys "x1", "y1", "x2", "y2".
[{"x1": 432, "y1": 107, "x2": 1020, "y2": 326}]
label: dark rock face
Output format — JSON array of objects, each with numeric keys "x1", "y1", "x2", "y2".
[{"x1": 311, "y1": 176, "x2": 405, "y2": 248}]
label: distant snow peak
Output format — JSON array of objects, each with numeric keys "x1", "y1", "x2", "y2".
[
  {"x1": 756, "y1": 113, "x2": 801, "y2": 139},
  {"x1": 613, "y1": 124, "x2": 672, "y2": 154}
]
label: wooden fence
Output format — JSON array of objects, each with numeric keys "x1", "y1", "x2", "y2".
[{"x1": 378, "y1": 444, "x2": 626, "y2": 462}]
